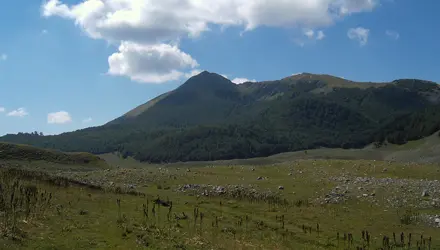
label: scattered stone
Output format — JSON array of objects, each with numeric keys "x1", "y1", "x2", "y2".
[
  {"x1": 278, "y1": 186, "x2": 284, "y2": 190},
  {"x1": 215, "y1": 186, "x2": 226, "y2": 194},
  {"x1": 322, "y1": 187, "x2": 347, "y2": 204},
  {"x1": 422, "y1": 190, "x2": 430, "y2": 197},
  {"x1": 257, "y1": 176, "x2": 264, "y2": 180},
  {"x1": 327, "y1": 175, "x2": 440, "y2": 209},
  {"x1": 176, "y1": 183, "x2": 283, "y2": 202}
]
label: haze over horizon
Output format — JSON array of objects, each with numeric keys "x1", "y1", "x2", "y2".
[{"x1": 1, "y1": 0, "x2": 439, "y2": 136}]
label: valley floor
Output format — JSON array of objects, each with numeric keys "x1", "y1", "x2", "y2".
[{"x1": 1, "y1": 154, "x2": 440, "y2": 249}]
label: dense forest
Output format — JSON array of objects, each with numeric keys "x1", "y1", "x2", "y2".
[{"x1": 1, "y1": 72, "x2": 440, "y2": 163}]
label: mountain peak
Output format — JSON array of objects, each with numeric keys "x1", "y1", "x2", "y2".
[
  {"x1": 192, "y1": 70, "x2": 227, "y2": 79},
  {"x1": 180, "y1": 71, "x2": 234, "y2": 90}
]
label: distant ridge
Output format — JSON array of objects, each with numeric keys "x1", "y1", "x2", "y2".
[{"x1": 0, "y1": 142, "x2": 106, "y2": 166}]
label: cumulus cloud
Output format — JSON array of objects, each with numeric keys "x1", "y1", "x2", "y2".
[
  {"x1": 41, "y1": 0, "x2": 381, "y2": 83},
  {"x1": 7, "y1": 108, "x2": 28, "y2": 117},
  {"x1": 385, "y1": 30, "x2": 399, "y2": 40},
  {"x1": 47, "y1": 111, "x2": 72, "y2": 124},
  {"x1": 82, "y1": 117, "x2": 92, "y2": 123},
  {"x1": 42, "y1": 0, "x2": 379, "y2": 40},
  {"x1": 0, "y1": 54, "x2": 7, "y2": 61},
  {"x1": 108, "y1": 42, "x2": 199, "y2": 83},
  {"x1": 231, "y1": 78, "x2": 257, "y2": 84},
  {"x1": 347, "y1": 27, "x2": 370, "y2": 46},
  {"x1": 0, "y1": 107, "x2": 5, "y2": 112}
]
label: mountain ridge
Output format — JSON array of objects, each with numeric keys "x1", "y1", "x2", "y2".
[
  {"x1": 1, "y1": 71, "x2": 439, "y2": 163},
  {"x1": 115, "y1": 72, "x2": 439, "y2": 125}
]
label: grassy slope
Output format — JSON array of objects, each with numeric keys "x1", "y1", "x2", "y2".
[
  {"x1": 285, "y1": 73, "x2": 388, "y2": 89},
  {"x1": 99, "y1": 130, "x2": 440, "y2": 168},
  {"x1": 120, "y1": 92, "x2": 172, "y2": 119},
  {"x1": 3, "y1": 159, "x2": 440, "y2": 249},
  {"x1": 1, "y1": 136, "x2": 440, "y2": 249},
  {"x1": 0, "y1": 142, "x2": 107, "y2": 167}
]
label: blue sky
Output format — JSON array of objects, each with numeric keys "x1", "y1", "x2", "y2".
[{"x1": 0, "y1": 0, "x2": 439, "y2": 136}]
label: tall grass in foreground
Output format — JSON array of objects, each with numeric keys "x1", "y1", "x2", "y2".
[{"x1": 0, "y1": 169, "x2": 52, "y2": 241}]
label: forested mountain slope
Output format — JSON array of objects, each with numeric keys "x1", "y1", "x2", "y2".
[{"x1": 1, "y1": 71, "x2": 440, "y2": 163}]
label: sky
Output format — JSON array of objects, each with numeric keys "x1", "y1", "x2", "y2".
[{"x1": 0, "y1": 0, "x2": 439, "y2": 136}]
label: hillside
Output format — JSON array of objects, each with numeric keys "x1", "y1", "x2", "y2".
[
  {"x1": 0, "y1": 142, "x2": 106, "y2": 166},
  {"x1": 1, "y1": 71, "x2": 440, "y2": 163}
]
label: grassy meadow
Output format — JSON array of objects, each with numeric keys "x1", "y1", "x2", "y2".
[{"x1": 1, "y1": 137, "x2": 440, "y2": 249}]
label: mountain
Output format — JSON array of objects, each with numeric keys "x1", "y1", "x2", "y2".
[
  {"x1": 1, "y1": 71, "x2": 440, "y2": 163},
  {"x1": 108, "y1": 71, "x2": 244, "y2": 127}
]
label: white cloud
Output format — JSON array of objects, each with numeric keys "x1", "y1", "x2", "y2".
[
  {"x1": 316, "y1": 30, "x2": 325, "y2": 40},
  {"x1": 108, "y1": 42, "x2": 199, "y2": 84},
  {"x1": 82, "y1": 117, "x2": 92, "y2": 123},
  {"x1": 42, "y1": 0, "x2": 379, "y2": 40},
  {"x1": 0, "y1": 54, "x2": 7, "y2": 61},
  {"x1": 303, "y1": 29, "x2": 325, "y2": 40},
  {"x1": 347, "y1": 27, "x2": 370, "y2": 46},
  {"x1": 338, "y1": 0, "x2": 377, "y2": 14},
  {"x1": 41, "y1": 0, "x2": 381, "y2": 83},
  {"x1": 0, "y1": 107, "x2": 5, "y2": 113},
  {"x1": 231, "y1": 78, "x2": 257, "y2": 84},
  {"x1": 304, "y1": 29, "x2": 315, "y2": 39},
  {"x1": 385, "y1": 30, "x2": 399, "y2": 40},
  {"x1": 7, "y1": 108, "x2": 28, "y2": 117},
  {"x1": 47, "y1": 111, "x2": 72, "y2": 124}
]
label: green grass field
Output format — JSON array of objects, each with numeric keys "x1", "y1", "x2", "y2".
[{"x1": 1, "y1": 137, "x2": 440, "y2": 249}]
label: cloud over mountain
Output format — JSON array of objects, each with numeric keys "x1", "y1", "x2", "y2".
[{"x1": 42, "y1": 0, "x2": 380, "y2": 83}]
